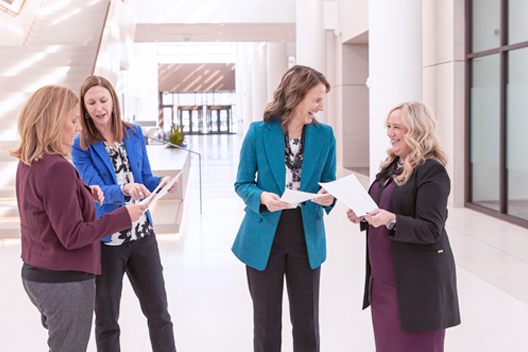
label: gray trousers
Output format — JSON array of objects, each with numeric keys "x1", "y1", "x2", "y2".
[{"x1": 22, "y1": 278, "x2": 96, "y2": 352}]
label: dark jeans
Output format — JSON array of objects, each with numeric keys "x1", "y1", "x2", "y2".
[
  {"x1": 22, "y1": 278, "x2": 95, "y2": 352},
  {"x1": 246, "y1": 208, "x2": 321, "y2": 352},
  {"x1": 95, "y1": 234, "x2": 176, "y2": 352}
]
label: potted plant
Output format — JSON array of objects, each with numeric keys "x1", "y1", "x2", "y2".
[{"x1": 167, "y1": 123, "x2": 185, "y2": 147}]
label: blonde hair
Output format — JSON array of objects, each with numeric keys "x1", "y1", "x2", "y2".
[
  {"x1": 9, "y1": 85, "x2": 79, "y2": 165},
  {"x1": 263, "y1": 65, "x2": 330, "y2": 131},
  {"x1": 78, "y1": 75, "x2": 133, "y2": 150},
  {"x1": 380, "y1": 101, "x2": 447, "y2": 185}
]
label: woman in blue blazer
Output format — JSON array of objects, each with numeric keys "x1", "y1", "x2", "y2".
[
  {"x1": 233, "y1": 65, "x2": 336, "y2": 352},
  {"x1": 71, "y1": 76, "x2": 177, "y2": 352}
]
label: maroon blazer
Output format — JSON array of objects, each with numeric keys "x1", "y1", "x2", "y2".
[{"x1": 16, "y1": 154, "x2": 131, "y2": 274}]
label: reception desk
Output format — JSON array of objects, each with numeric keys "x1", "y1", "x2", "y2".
[{"x1": 146, "y1": 144, "x2": 191, "y2": 235}]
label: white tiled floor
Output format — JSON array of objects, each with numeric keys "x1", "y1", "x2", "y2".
[{"x1": 1, "y1": 133, "x2": 528, "y2": 351}]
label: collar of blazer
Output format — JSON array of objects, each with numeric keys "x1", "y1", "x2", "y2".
[
  {"x1": 262, "y1": 120, "x2": 324, "y2": 193},
  {"x1": 91, "y1": 125, "x2": 139, "y2": 184}
]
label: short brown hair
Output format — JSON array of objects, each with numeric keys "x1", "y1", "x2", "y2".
[
  {"x1": 78, "y1": 75, "x2": 133, "y2": 150},
  {"x1": 9, "y1": 85, "x2": 78, "y2": 165},
  {"x1": 263, "y1": 65, "x2": 330, "y2": 131}
]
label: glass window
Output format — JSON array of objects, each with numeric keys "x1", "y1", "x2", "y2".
[
  {"x1": 472, "y1": 0, "x2": 501, "y2": 52},
  {"x1": 508, "y1": 0, "x2": 528, "y2": 45},
  {"x1": 470, "y1": 54, "x2": 501, "y2": 211},
  {"x1": 507, "y1": 47, "x2": 528, "y2": 219}
]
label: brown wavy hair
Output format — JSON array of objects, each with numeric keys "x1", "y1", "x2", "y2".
[
  {"x1": 9, "y1": 85, "x2": 79, "y2": 165},
  {"x1": 263, "y1": 65, "x2": 330, "y2": 131},
  {"x1": 380, "y1": 101, "x2": 447, "y2": 186},
  {"x1": 78, "y1": 75, "x2": 134, "y2": 150}
]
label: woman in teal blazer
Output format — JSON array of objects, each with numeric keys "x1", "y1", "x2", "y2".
[{"x1": 233, "y1": 65, "x2": 336, "y2": 352}]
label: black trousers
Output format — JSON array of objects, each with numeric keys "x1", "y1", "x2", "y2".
[
  {"x1": 95, "y1": 234, "x2": 176, "y2": 352},
  {"x1": 246, "y1": 208, "x2": 321, "y2": 352}
]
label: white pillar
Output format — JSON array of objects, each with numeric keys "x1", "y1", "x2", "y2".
[
  {"x1": 251, "y1": 43, "x2": 269, "y2": 122},
  {"x1": 242, "y1": 43, "x2": 254, "y2": 135},
  {"x1": 296, "y1": 0, "x2": 327, "y2": 123},
  {"x1": 369, "y1": 0, "x2": 422, "y2": 180},
  {"x1": 267, "y1": 43, "x2": 289, "y2": 101}
]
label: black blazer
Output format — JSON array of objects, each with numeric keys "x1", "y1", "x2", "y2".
[{"x1": 361, "y1": 158, "x2": 461, "y2": 332}]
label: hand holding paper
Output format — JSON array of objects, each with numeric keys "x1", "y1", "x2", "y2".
[
  {"x1": 318, "y1": 174, "x2": 378, "y2": 216},
  {"x1": 280, "y1": 189, "x2": 326, "y2": 207},
  {"x1": 140, "y1": 170, "x2": 182, "y2": 209}
]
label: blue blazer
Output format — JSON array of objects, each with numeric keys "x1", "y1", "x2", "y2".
[
  {"x1": 233, "y1": 119, "x2": 337, "y2": 270},
  {"x1": 71, "y1": 125, "x2": 160, "y2": 242}
]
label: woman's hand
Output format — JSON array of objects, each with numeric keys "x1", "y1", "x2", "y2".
[
  {"x1": 311, "y1": 188, "x2": 334, "y2": 207},
  {"x1": 346, "y1": 209, "x2": 364, "y2": 224},
  {"x1": 160, "y1": 177, "x2": 178, "y2": 194},
  {"x1": 364, "y1": 209, "x2": 395, "y2": 228},
  {"x1": 122, "y1": 183, "x2": 151, "y2": 201},
  {"x1": 260, "y1": 191, "x2": 291, "y2": 212},
  {"x1": 125, "y1": 203, "x2": 149, "y2": 222},
  {"x1": 89, "y1": 185, "x2": 105, "y2": 205}
]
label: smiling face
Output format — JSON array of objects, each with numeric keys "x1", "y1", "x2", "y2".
[
  {"x1": 291, "y1": 83, "x2": 326, "y2": 126},
  {"x1": 83, "y1": 85, "x2": 114, "y2": 132},
  {"x1": 62, "y1": 103, "x2": 82, "y2": 147},
  {"x1": 387, "y1": 108, "x2": 412, "y2": 160}
]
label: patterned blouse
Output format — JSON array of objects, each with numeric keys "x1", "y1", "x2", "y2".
[
  {"x1": 103, "y1": 141, "x2": 153, "y2": 246},
  {"x1": 285, "y1": 136, "x2": 302, "y2": 191}
]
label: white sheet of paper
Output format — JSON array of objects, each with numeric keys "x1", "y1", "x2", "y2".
[
  {"x1": 319, "y1": 174, "x2": 378, "y2": 216},
  {"x1": 280, "y1": 189, "x2": 326, "y2": 206},
  {"x1": 140, "y1": 170, "x2": 183, "y2": 209}
]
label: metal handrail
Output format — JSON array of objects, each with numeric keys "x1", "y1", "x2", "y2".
[{"x1": 145, "y1": 135, "x2": 202, "y2": 214}]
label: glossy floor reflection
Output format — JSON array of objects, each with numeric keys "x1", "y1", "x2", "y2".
[{"x1": 1, "y1": 133, "x2": 528, "y2": 351}]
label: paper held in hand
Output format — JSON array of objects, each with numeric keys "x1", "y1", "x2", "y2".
[
  {"x1": 140, "y1": 170, "x2": 183, "y2": 208},
  {"x1": 280, "y1": 189, "x2": 327, "y2": 207},
  {"x1": 318, "y1": 174, "x2": 378, "y2": 217}
]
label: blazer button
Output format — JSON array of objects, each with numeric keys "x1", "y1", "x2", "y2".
[
  {"x1": 302, "y1": 201, "x2": 306, "y2": 206},
  {"x1": 137, "y1": 162, "x2": 141, "y2": 167},
  {"x1": 102, "y1": 173, "x2": 107, "y2": 178}
]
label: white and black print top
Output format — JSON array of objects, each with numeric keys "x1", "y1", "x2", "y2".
[
  {"x1": 285, "y1": 136, "x2": 302, "y2": 191},
  {"x1": 103, "y1": 141, "x2": 153, "y2": 246}
]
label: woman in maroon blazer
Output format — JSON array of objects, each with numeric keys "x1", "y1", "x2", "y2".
[
  {"x1": 347, "y1": 101, "x2": 460, "y2": 352},
  {"x1": 9, "y1": 85, "x2": 146, "y2": 352}
]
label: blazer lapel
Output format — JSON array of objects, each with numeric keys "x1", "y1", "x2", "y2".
[
  {"x1": 122, "y1": 128, "x2": 141, "y2": 183},
  {"x1": 263, "y1": 121, "x2": 286, "y2": 194},
  {"x1": 300, "y1": 123, "x2": 324, "y2": 191},
  {"x1": 93, "y1": 142, "x2": 118, "y2": 184}
]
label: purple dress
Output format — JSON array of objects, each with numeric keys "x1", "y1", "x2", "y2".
[{"x1": 368, "y1": 180, "x2": 446, "y2": 352}]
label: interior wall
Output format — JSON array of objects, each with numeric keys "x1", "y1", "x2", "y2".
[
  {"x1": 422, "y1": 0, "x2": 465, "y2": 207},
  {"x1": 341, "y1": 43, "x2": 369, "y2": 169},
  {"x1": 126, "y1": 42, "x2": 159, "y2": 122},
  {"x1": 158, "y1": 63, "x2": 236, "y2": 92}
]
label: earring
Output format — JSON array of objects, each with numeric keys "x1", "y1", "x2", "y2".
[{"x1": 85, "y1": 112, "x2": 91, "y2": 119}]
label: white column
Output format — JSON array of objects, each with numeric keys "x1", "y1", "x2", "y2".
[
  {"x1": 267, "y1": 43, "x2": 289, "y2": 101},
  {"x1": 369, "y1": 0, "x2": 422, "y2": 180},
  {"x1": 251, "y1": 43, "x2": 269, "y2": 122},
  {"x1": 241, "y1": 43, "x2": 254, "y2": 135},
  {"x1": 296, "y1": 0, "x2": 327, "y2": 123}
]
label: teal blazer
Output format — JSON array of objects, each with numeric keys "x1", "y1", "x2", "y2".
[{"x1": 232, "y1": 119, "x2": 337, "y2": 270}]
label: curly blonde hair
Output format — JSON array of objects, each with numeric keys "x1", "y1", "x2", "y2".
[{"x1": 380, "y1": 101, "x2": 447, "y2": 185}]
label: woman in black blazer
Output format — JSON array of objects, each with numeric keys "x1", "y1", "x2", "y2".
[{"x1": 347, "y1": 101, "x2": 460, "y2": 351}]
